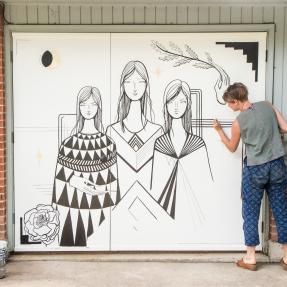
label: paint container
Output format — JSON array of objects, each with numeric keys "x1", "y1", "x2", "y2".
[{"x1": 0, "y1": 241, "x2": 7, "y2": 279}]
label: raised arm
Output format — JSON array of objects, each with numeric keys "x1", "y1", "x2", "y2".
[{"x1": 213, "y1": 119, "x2": 241, "y2": 153}]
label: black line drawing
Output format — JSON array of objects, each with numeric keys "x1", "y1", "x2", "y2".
[
  {"x1": 52, "y1": 86, "x2": 121, "y2": 247},
  {"x1": 22, "y1": 204, "x2": 60, "y2": 245},
  {"x1": 110, "y1": 180, "x2": 174, "y2": 238},
  {"x1": 20, "y1": 217, "x2": 42, "y2": 244},
  {"x1": 151, "y1": 40, "x2": 230, "y2": 105},
  {"x1": 216, "y1": 42, "x2": 259, "y2": 82},
  {"x1": 151, "y1": 79, "x2": 213, "y2": 222},
  {"x1": 106, "y1": 61, "x2": 163, "y2": 195}
]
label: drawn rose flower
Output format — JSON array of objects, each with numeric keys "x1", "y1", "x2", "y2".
[{"x1": 24, "y1": 204, "x2": 60, "y2": 245}]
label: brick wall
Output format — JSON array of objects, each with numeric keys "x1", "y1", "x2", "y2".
[{"x1": 0, "y1": 5, "x2": 6, "y2": 241}]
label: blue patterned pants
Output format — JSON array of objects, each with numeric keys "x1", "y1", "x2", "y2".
[{"x1": 242, "y1": 156, "x2": 287, "y2": 246}]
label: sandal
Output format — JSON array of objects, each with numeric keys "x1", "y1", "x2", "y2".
[
  {"x1": 280, "y1": 258, "x2": 287, "y2": 271},
  {"x1": 236, "y1": 258, "x2": 257, "y2": 271}
]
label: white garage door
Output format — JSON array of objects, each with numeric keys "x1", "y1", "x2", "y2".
[{"x1": 13, "y1": 32, "x2": 266, "y2": 251}]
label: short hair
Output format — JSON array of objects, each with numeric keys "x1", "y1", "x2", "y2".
[{"x1": 222, "y1": 82, "x2": 248, "y2": 103}]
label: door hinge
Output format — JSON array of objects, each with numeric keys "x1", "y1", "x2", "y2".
[
  {"x1": 11, "y1": 131, "x2": 14, "y2": 143},
  {"x1": 12, "y1": 213, "x2": 15, "y2": 225},
  {"x1": 10, "y1": 50, "x2": 13, "y2": 63},
  {"x1": 265, "y1": 50, "x2": 268, "y2": 62},
  {"x1": 261, "y1": 221, "x2": 264, "y2": 233}
]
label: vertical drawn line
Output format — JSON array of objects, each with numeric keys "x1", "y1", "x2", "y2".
[
  {"x1": 123, "y1": 5, "x2": 125, "y2": 24},
  {"x1": 240, "y1": 6, "x2": 243, "y2": 23},
  {"x1": 47, "y1": 5, "x2": 49, "y2": 24},
  {"x1": 219, "y1": 6, "x2": 221, "y2": 23},
  {"x1": 101, "y1": 6, "x2": 103, "y2": 24},
  {"x1": 68, "y1": 6, "x2": 71, "y2": 24},
  {"x1": 165, "y1": 6, "x2": 167, "y2": 24},
  {"x1": 208, "y1": 6, "x2": 210, "y2": 24},
  {"x1": 111, "y1": 6, "x2": 114, "y2": 24},
  {"x1": 109, "y1": 32, "x2": 112, "y2": 251},
  {"x1": 155, "y1": 6, "x2": 157, "y2": 24},
  {"x1": 36, "y1": 5, "x2": 39, "y2": 24},
  {"x1": 133, "y1": 7, "x2": 135, "y2": 24},
  {"x1": 58, "y1": 5, "x2": 60, "y2": 24},
  {"x1": 187, "y1": 6, "x2": 189, "y2": 24},
  {"x1": 90, "y1": 6, "x2": 92, "y2": 24},
  {"x1": 122, "y1": 6, "x2": 124, "y2": 24},
  {"x1": 26, "y1": 5, "x2": 28, "y2": 24}
]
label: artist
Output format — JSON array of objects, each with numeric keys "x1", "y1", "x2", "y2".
[{"x1": 213, "y1": 82, "x2": 287, "y2": 271}]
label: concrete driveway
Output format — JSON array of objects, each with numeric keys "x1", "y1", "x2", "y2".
[{"x1": 2, "y1": 253, "x2": 287, "y2": 287}]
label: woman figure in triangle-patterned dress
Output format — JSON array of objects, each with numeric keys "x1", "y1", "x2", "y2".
[
  {"x1": 151, "y1": 79, "x2": 213, "y2": 226},
  {"x1": 52, "y1": 86, "x2": 120, "y2": 246}
]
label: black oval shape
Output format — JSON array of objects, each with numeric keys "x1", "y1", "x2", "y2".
[{"x1": 41, "y1": 50, "x2": 53, "y2": 67}]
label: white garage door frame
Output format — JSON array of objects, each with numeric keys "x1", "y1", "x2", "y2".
[{"x1": 4, "y1": 23, "x2": 275, "y2": 253}]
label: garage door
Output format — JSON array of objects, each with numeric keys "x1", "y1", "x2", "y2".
[{"x1": 13, "y1": 32, "x2": 266, "y2": 251}]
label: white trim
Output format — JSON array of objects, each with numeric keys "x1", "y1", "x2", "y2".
[{"x1": 5, "y1": 23, "x2": 275, "y2": 252}]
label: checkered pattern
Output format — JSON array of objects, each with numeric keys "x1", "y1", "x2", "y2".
[{"x1": 242, "y1": 156, "x2": 287, "y2": 246}]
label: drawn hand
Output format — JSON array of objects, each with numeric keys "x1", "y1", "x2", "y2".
[
  {"x1": 69, "y1": 175, "x2": 106, "y2": 196},
  {"x1": 214, "y1": 78, "x2": 228, "y2": 105},
  {"x1": 213, "y1": 119, "x2": 222, "y2": 131}
]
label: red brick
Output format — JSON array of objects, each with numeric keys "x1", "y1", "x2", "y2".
[{"x1": 0, "y1": 5, "x2": 7, "y2": 241}]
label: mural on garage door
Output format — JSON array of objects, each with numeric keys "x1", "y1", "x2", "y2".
[{"x1": 14, "y1": 32, "x2": 266, "y2": 250}]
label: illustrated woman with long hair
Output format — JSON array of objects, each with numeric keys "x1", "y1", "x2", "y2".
[
  {"x1": 106, "y1": 61, "x2": 163, "y2": 196},
  {"x1": 52, "y1": 86, "x2": 120, "y2": 247},
  {"x1": 151, "y1": 79, "x2": 213, "y2": 224}
]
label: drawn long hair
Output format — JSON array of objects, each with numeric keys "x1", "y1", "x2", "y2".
[
  {"x1": 116, "y1": 60, "x2": 154, "y2": 131},
  {"x1": 71, "y1": 86, "x2": 104, "y2": 134},
  {"x1": 163, "y1": 79, "x2": 192, "y2": 133}
]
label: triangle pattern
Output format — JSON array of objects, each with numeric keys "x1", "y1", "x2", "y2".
[
  {"x1": 88, "y1": 141, "x2": 94, "y2": 150},
  {"x1": 57, "y1": 184, "x2": 69, "y2": 207},
  {"x1": 56, "y1": 167, "x2": 67, "y2": 182},
  {"x1": 87, "y1": 211, "x2": 94, "y2": 237},
  {"x1": 96, "y1": 172, "x2": 105, "y2": 185},
  {"x1": 90, "y1": 195, "x2": 102, "y2": 209},
  {"x1": 60, "y1": 210, "x2": 74, "y2": 246},
  {"x1": 73, "y1": 140, "x2": 80, "y2": 150},
  {"x1": 71, "y1": 189, "x2": 79, "y2": 209},
  {"x1": 99, "y1": 210, "x2": 105, "y2": 226},
  {"x1": 75, "y1": 152, "x2": 82, "y2": 160},
  {"x1": 106, "y1": 169, "x2": 116, "y2": 184},
  {"x1": 80, "y1": 193, "x2": 89, "y2": 209},
  {"x1": 84, "y1": 152, "x2": 92, "y2": 161},
  {"x1": 103, "y1": 192, "x2": 114, "y2": 208},
  {"x1": 65, "y1": 137, "x2": 73, "y2": 148},
  {"x1": 75, "y1": 211, "x2": 86, "y2": 246}
]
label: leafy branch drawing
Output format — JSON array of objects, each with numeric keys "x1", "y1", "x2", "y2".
[{"x1": 151, "y1": 40, "x2": 230, "y2": 105}]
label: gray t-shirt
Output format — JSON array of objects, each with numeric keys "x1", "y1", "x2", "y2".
[{"x1": 236, "y1": 101, "x2": 285, "y2": 166}]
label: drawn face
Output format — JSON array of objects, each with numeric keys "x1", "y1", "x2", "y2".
[
  {"x1": 80, "y1": 96, "x2": 98, "y2": 120},
  {"x1": 124, "y1": 71, "x2": 146, "y2": 101},
  {"x1": 167, "y1": 91, "x2": 188, "y2": 119}
]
